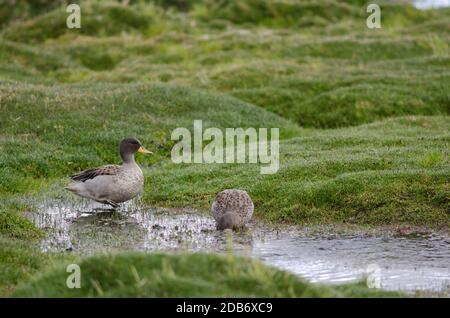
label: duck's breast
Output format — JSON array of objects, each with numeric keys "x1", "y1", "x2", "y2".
[{"x1": 113, "y1": 164, "x2": 144, "y2": 202}]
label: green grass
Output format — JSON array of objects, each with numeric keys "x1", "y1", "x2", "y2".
[
  {"x1": 0, "y1": 1, "x2": 448, "y2": 127},
  {"x1": 0, "y1": 81, "x2": 447, "y2": 227},
  {"x1": 0, "y1": 208, "x2": 45, "y2": 296},
  {"x1": 0, "y1": 0, "x2": 448, "y2": 298},
  {"x1": 144, "y1": 116, "x2": 449, "y2": 227},
  {"x1": 0, "y1": 209, "x2": 42, "y2": 240},
  {"x1": 12, "y1": 252, "x2": 401, "y2": 297},
  {"x1": 0, "y1": 237, "x2": 48, "y2": 297}
]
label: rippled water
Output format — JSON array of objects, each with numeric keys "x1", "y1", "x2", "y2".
[
  {"x1": 25, "y1": 201, "x2": 450, "y2": 295},
  {"x1": 254, "y1": 235, "x2": 450, "y2": 292}
]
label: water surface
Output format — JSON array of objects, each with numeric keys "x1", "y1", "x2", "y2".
[{"x1": 26, "y1": 201, "x2": 450, "y2": 295}]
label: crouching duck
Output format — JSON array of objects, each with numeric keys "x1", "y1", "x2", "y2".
[
  {"x1": 212, "y1": 189, "x2": 254, "y2": 230},
  {"x1": 65, "y1": 138, "x2": 152, "y2": 208}
]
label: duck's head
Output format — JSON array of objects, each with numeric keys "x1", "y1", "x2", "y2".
[
  {"x1": 216, "y1": 212, "x2": 240, "y2": 231},
  {"x1": 120, "y1": 137, "x2": 152, "y2": 163}
]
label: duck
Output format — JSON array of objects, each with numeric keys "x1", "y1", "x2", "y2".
[
  {"x1": 211, "y1": 189, "x2": 254, "y2": 230},
  {"x1": 65, "y1": 138, "x2": 152, "y2": 208}
]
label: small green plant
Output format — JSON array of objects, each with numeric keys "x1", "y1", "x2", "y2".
[
  {"x1": 420, "y1": 152, "x2": 444, "y2": 168},
  {"x1": 0, "y1": 210, "x2": 42, "y2": 240}
]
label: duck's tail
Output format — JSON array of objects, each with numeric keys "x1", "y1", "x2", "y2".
[
  {"x1": 64, "y1": 182, "x2": 89, "y2": 197},
  {"x1": 64, "y1": 183, "x2": 77, "y2": 192}
]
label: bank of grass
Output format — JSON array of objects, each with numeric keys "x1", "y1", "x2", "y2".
[
  {"x1": 0, "y1": 236, "x2": 48, "y2": 297},
  {"x1": 0, "y1": 82, "x2": 448, "y2": 227},
  {"x1": 0, "y1": 207, "x2": 46, "y2": 296},
  {"x1": 12, "y1": 252, "x2": 401, "y2": 297},
  {"x1": 144, "y1": 115, "x2": 449, "y2": 227},
  {"x1": 0, "y1": 207, "x2": 42, "y2": 240},
  {"x1": 0, "y1": 1, "x2": 448, "y2": 127}
]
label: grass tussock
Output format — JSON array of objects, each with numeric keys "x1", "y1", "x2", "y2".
[{"x1": 12, "y1": 252, "x2": 401, "y2": 297}]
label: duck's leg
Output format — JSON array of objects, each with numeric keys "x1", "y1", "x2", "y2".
[
  {"x1": 99, "y1": 199, "x2": 120, "y2": 209},
  {"x1": 107, "y1": 200, "x2": 120, "y2": 209}
]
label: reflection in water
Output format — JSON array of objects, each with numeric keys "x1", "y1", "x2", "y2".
[
  {"x1": 253, "y1": 234, "x2": 450, "y2": 292},
  {"x1": 25, "y1": 201, "x2": 255, "y2": 253},
  {"x1": 26, "y1": 201, "x2": 450, "y2": 294}
]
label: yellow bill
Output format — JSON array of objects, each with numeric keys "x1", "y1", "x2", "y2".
[{"x1": 138, "y1": 146, "x2": 153, "y2": 154}]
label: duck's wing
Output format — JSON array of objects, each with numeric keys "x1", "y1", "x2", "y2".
[{"x1": 70, "y1": 164, "x2": 120, "y2": 182}]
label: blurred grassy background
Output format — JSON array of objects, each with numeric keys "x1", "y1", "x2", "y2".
[{"x1": 1, "y1": 0, "x2": 448, "y2": 127}]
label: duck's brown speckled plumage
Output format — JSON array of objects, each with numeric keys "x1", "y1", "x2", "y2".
[
  {"x1": 70, "y1": 164, "x2": 121, "y2": 182},
  {"x1": 211, "y1": 189, "x2": 254, "y2": 230}
]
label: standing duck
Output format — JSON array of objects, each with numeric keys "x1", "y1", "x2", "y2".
[
  {"x1": 211, "y1": 189, "x2": 254, "y2": 230},
  {"x1": 65, "y1": 138, "x2": 152, "y2": 208}
]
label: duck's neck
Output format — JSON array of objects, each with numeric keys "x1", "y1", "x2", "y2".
[{"x1": 120, "y1": 151, "x2": 136, "y2": 165}]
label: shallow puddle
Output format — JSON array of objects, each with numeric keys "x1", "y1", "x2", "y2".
[{"x1": 26, "y1": 200, "x2": 450, "y2": 295}]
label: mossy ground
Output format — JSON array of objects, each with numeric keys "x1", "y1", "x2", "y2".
[{"x1": 0, "y1": 0, "x2": 448, "y2": 297}]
